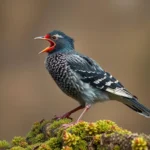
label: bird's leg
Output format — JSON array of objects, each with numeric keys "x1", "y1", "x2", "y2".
[
  {"x1": 54, "y1": 105, "x2": 84, "y2": 120},
  {"x1": 76, "y1": 104, "x2": 91, "y2": 123},
  {"x1": 62, "y1": 104, "x2": 91, "y2": 128}
]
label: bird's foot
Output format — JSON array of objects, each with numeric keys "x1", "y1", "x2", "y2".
[
  {"x1": 53, "y1": 114, "x2": 73, "y2": 121},
  {"x1": 61, "y1": 120, "x2": 81, "y2": 129},
  {"x1": 52, "y1": 105, "x2": 84, "y2": 121},
  {"x1": 61, "y1": 122, "x2": 76, "y2": 129}
]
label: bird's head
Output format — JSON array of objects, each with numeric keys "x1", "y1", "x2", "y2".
[{"x1": 34, "y1": 30, "x2": 74, "y2": 54}]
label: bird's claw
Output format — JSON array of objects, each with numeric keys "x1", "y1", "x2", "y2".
[{"x1": 61, "y1": 122, "x2": 74, "y2": 129}]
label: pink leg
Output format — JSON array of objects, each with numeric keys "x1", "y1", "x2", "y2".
[
  {"x1": 54, "y1": 105, "x2": 84, "y2": 120},
  {"x1": 76, "y1": 104, "x2": 91, "y2": 123},
  {"x1": 62, "y1": 104, "x2": 91, "y2": 128}
]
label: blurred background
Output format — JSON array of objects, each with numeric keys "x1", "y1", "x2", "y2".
[{"x1": 0, "y1": 0, "x2": 150, "y2": 141}]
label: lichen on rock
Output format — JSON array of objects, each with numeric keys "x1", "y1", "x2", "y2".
[{"x1": 0, "y1": 118, "x2": 150, "y2": 150}]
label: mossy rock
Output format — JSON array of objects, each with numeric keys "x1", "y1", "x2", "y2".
[{"x1": 0, "y1": 118, "x2": 150, "y2": 150}]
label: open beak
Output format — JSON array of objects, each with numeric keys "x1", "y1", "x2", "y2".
[{"x1": 34, "y1": 36, "x2": 56, "y2": 54}]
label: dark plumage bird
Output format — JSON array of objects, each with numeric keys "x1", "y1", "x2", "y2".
[{"x1": 35, "y1": 30, "x2": 150, "y2": 123}]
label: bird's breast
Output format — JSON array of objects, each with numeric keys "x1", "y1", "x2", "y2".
[{"x1": 45, "y1": 54, "x2": 82, "y2": 98}]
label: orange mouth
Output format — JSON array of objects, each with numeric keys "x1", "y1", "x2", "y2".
[{"x1": 34, "y1": 36, "x2": 56, "y2": 54}]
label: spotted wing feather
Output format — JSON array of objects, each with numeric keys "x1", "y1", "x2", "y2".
[{"x1": 67, "y1": 54, "x2": 133, "y2": 99}]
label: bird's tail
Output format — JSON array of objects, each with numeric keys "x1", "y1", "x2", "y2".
[{"x1": 121, "y1": 97, "x2": 150, "y2": 118}]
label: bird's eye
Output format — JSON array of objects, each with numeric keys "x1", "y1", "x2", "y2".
[{"x1": 51, "y1": 35, "x2": 58, "y2": 40}]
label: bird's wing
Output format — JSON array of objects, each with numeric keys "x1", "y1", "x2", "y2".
[{"x1": 67, "y1": 54, "x2": 133, "y2": 99}]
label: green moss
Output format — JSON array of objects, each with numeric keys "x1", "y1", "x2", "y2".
[
  {"x1": 62, "y1": 146, "x2": 73, "y2": 150},
  {"x1": 48, "y1": 118, "x2": 72, "y2": 138},
  {"x1": 11, "y1": 136, "x2": 27, "y2": 148},
  {"x1": 96, "y1": 120, "x2": 131, "y2": 135},
  {"x1": 0, "y1": 140, "x2": 10, "y2": 149},
  {"x1": 66, "y1": 121, "x2": 88, "y2": 139},
  {"x1": 96, "y1": 145, "x2": 107, "y2": 150},
  {"x1": 46, "y1": 137, "x2": 61, "y2": 149},
  {"x1": 10, "y1": 146, "x2": 25, "y2": 150},
  {"x1": 1, "y1": 119, "x2": 150, "y2": 149},
  {"x1": 25, "y1": 143, "x2": 41, "y2": 150},
  {"x1": 73, "y1": 139, "x2": 87, "y2": 150},
  {"x1": 113, "y1": 145, "x2": 120, "y2": 150},
  {"x1": 49, "y1": 119, "x2": 71, "y2": 130},
  {"x1": 61, "y1": 140, "x2": 87, "y2": 150},
  {"x1": 96, "y1": 120, "x2": 119, "y2": 133},
  {"x1": 26, "y1": 120, "x2": 50, "y2": 144},
  {"x1": 37, "y1": 143, "x2": 51, "y2": 150},
  {"x1": 34, "y1": 133, "x2": 45, "y2": 143}
]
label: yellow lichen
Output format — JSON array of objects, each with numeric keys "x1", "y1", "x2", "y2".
[
  {"x1": 63, "y1": 131, "x2": 80, "y2": 146},
  {"x1": 93, "y1": 134, "x2": 101, "y2": 144},
  {"x1": 131, "y1": 137, "x2": 148, "y2": 150},
  {"x1": 85, "y1": 122, "x2": 98, "y2": 135}
]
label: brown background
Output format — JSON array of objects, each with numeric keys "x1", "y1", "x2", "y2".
[{"x1": 0, "y1": 0, "x2": 150, "y2": 141}]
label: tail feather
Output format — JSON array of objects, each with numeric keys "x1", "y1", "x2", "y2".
[{"x1": 122, "y1": 98, "x2": 150, "y2": 118}]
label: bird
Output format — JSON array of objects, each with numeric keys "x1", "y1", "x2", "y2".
[{"x1": 34, "y1": 30, "x2": 150, "y2": 123}]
